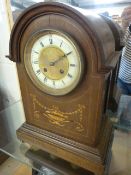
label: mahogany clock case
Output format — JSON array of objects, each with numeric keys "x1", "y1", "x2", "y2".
[{"x1": 9, "y1": 2, "x2": 122, "y2": 175}]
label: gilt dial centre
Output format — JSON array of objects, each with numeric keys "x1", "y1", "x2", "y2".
[{"x1": 39, "y1": 46, "x2": 69, "y2": 80}]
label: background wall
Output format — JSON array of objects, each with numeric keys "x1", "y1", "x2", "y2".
[{"x1": 0, "y1": 0, "x2": 25, "y2": 143}]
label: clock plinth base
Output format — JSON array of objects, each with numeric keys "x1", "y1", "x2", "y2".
[{"x1": 17, "y1": 120, "x2": 113, "y2": 175}]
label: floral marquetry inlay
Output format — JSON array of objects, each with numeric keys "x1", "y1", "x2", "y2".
[{"x1": 30, "y1": 94, "x2": 86, "y2": 132}]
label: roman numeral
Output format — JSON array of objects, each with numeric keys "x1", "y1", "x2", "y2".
[
  {"x1": 44, "y1": 77, "x2": 47, "y2": 82},
  {"x1": 40, "y1": 41, "x2": 44, "y2": 47},
  {"x1": 53, "y1": 80, "x2": 55, "y2": 86},
  {"x1": 33, "y1": 51, "x2": 39, "y2": 54},
  {"x1": 49, "y1": 36, "x2": 53, "y2": 44},
  {"x1": 36, "y1": 69, "x2": 40, "y2": 75},
  {"x1": 33, "y1": 61, "x2": 38, "y2": 64},
  {"x1": 67, "y1": 73, "x2": 73, "y2": 78},
  {"x1": 62, "y1": 80, "x2": 65, "y2": 85},
  {"x1": 70, "y1": 64, "x2": 76, "y2": 67},
  {"x1": 60, "y1": 41, "x2": 63, "y2": 47}
]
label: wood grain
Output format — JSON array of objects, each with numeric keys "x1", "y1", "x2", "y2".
[{"x1": 9, "y1": 2, "x2": 123, "y2": 175}]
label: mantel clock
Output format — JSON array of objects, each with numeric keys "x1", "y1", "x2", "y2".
[{"x1": 9, "y1": 3, "x2": 122, "y2": 175}]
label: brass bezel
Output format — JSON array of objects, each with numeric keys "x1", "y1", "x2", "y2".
[{"x1": 24, "y1": 30, "x2": 84, "y2": 96}]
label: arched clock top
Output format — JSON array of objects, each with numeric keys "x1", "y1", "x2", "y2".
[
  {"x1": 9, "y1": 2, "x2": 121, "y2": 74},
  {"x1": 10, "y1": 3, "x2": 123, "y2": 174}
]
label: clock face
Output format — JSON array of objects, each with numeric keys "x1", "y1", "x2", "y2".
[{"x1": 24, "y1": 30, "x2": 83, "y2": 96}]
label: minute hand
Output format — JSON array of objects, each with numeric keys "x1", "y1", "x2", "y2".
[{"x1": 51, "y1": 51, "x2": 72, "y2": 65}]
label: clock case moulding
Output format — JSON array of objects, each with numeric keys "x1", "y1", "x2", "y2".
[{"x1": 9, "y1": 2, "x2": 123, "y2": 175}]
